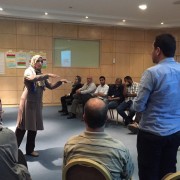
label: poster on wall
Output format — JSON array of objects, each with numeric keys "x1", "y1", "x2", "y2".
[
  {"x1": 0, "y1": 52, "x2": 5, "y2": 74},
  {"x1": 16, "y1": 52, "x2": 27, "y2": 68},
  {"x1": 6, "y1": 51, "x2": 16, "y2": 68},
  {"x1": 61, "y1": 50, "x2": 71, "y2": 67},
  {"x1": 26, "y1": 51, "x2": 36, "y2": 66},
  {"x1": 4, "y1": 51, "x2": 48, "y2": 69}
]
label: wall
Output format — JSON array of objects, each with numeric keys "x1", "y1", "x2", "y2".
[{"x1": 0, "y1": 19, "x2": 179, "y2": 105}]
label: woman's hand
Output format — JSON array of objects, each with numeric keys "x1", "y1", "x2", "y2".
[
  {"x1": 48, "y1": 73, "x2": 60, "y2": 78},
  {"x1": 60, "y1": 79, "x2": 68, "y2": 83}
]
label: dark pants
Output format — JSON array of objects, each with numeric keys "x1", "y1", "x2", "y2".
[
  {"x1": 137, "y1": 129, "x2": 180, "y2": 180},
  {"x1": 116, "y1": 100, "x2": 135, "y2": 120},
  {"x1": 81, "y1": 94, "x2": 93, "y2": 107},
  {"x1": 15, "y1": 128, "x2": 37, "y2": 154},
  {"x1": 60, "y1": 95, "x2": 72, "y2": 112}
]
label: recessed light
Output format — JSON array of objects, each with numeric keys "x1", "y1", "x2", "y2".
[
  {"x1": 122, "y1": 19, "x2": 126, "y2": 22},
  {"x1": 138, "y1": 4, "x2": 147, "y2": 10},
  {"x1": 0, "y1": 7, "x2": 3, "y2": 11},
  {"x1": 85, "y1": 16, "x2": 88, "y2": 19},
  {"x1": 161, "y1": 22, "x2": 164, "y2": 25},
  {"x1": 45, "y1": 12, "x2": 48, "y2": 15}
]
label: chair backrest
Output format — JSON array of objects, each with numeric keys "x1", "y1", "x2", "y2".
[
  {"x1": 162, "y1": 171, "x2": 180, "y2": 180},
  {"x1": 62, "y1": 158, "x2": 112, "y2": 180}
]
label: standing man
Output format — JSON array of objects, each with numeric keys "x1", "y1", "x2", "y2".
[
  {"x1": 63, "y1": 98, "x2": 134, "y2": 179},
  {"x1": 133, "y1": 34, "x2": 180, "y2": 180},
  {"x1": 15, "y1": 55, "x2": 67, "y2": 157}
]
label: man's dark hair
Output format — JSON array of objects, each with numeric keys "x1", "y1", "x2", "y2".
[
  {"x1": 124, "y1": 76, "x2": 132, "y2": 81},
  {"x1": 154, "y1": 33, "x2": 176, "y2": 57},
  {"x1": 84, "y1": 98, "x2": 108, "y2": 128},
  {"x1": 115, "y1": 78, "x2": 122, "y2": 84},
  {"x1": 76, "y1": 75, "x2": 81, "y2": 83},
  {"x1": 99, "y1": 76, "x2": 105, "y2": 80}
]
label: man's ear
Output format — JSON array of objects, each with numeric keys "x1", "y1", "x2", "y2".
[{"x1": 156, "y1": 47, "x2": 161, "y2": 56}]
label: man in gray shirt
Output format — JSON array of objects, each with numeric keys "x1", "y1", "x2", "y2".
[{"x1": 67, "y1": 76, "x2": 96, "y2": 119}]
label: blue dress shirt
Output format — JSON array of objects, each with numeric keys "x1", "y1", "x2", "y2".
[{"x1": 133, "y1": 58, "x2": 180, "y2": 136}]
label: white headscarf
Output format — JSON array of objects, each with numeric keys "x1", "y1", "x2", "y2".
[{"x1": 30, "y1": 55, "x2": 42, "y2": 67}]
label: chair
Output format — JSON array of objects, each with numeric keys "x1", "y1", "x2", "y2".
[
  {"x1": 108, "y1": 108, "x2": 131, "y2": 124},
  {"x1": 161, "y1": 171, "x2": 180, "y2": 180},
  {"x1": 62, "y1": 158, "x2": 112, "y2": 180},
  {"x1": 108, "y1": 109, "x2": 119, "y2": 124}
]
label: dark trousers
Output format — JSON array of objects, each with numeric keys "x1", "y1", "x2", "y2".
[
  {"x1": 81, "y1": 94, "x2": 93, "y2": 107},
  {"x1": 137, "y1": 129, "x2": 180, "y2": 180},
  {"x1": 15, "y1": 128, "x2": 37, "y2": 154},
  {"x1": 116, "y1": 100, "x2": 135, "y2": 119},
  {"x1": 60, "y1": 95, "x2": 72, "y2": 112}
]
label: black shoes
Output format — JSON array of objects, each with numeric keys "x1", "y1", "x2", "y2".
[
  {"x1": 59, "y1": 110, "x2": 69, "y2": 116},
  {"x1": 58, "y1": 110, "x2": 64, "y2": 113},
  {"x1": 67, "y1": 113, "x2": 76, "y2": 119},
  {"x1": 124, "y1": 117, "x2": 133, "y2": 126},
  {"x1": 61, "y1": 112, "x2": 69, "y2": 116},
  {"x1": 127, "y1": 122, "x2": 139, "y2": 134}
]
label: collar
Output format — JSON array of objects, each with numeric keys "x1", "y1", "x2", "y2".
[
  {"x1": 82, "y1": 130, "x2": 110, "y2": 139},
  {"x1": 159, "y1": 57, "x2": 175, "y2": 64}
]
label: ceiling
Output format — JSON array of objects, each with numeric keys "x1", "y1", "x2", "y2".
[{"x1": 0, "y1": 0, "x2": 180, "y2": 29}]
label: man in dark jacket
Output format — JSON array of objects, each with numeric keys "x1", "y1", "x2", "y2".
[{"x1": 59, "y1": 75, "x2": 82, "y2": 115}]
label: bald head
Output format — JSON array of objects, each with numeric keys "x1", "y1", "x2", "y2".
[
  {"x1": 87, "y1": 76, "x2": 93, "y2": 84},
  {"x1": 84, "y1": 98, "x2": 108, "y2": 129}
]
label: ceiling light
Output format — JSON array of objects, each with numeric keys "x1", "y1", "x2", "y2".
[
  {"x1": 138, "y1": 4, "x2": 147, "y2": 10},
  {"x1": 85, "y1": 16, "x2": 88, "y2": 19},
  {"x1": 0, "y1": 7, "x2": 3, "y2": 11},
  {"x1": 161, "y1": 22, "x2": 164, "y2": 25},
  {"x1": 45, "y1": 12, "x2": 48, "y2": 15},
  {"x1": 122, "y1": 19, "x2": 126, "y2": 22}
]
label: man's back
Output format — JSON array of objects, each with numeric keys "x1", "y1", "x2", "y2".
[{"x1": 63, "y1": 131, "x2": 134, "y2": 180}]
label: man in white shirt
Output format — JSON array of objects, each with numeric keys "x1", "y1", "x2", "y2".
[{"x1": 93, "y1": 76, "x2": 109, "y2": 101}]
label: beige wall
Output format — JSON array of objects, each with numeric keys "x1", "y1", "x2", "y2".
[{"x1": 0, "y1": 19, "x2": 180, "y2": 105}]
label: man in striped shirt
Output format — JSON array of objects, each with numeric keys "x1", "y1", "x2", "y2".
[
  {"x1": 63, "y1": 98, "x2": 134, "y2": 180},
  {"x1": 117, "y1": 76, "x2": 139, "y2": 126}
]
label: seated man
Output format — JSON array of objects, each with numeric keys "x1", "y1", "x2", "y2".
[
  {"x1": 107, "y1": 78, "x2": 124, "y2": 109},
  {"x1": 67, "y1": 76, "x2": 96, "y2": 119},
  {"x1": 117, "y1": 76, "x2": 139, "y2": 126},
  {"x1": 93, "y1": 76, "x2": 109, "y2": 101},
  {"x1": 0, "y1": 126, "x2": 31, "y2": 180},
  {"x1": 63, "y1": 98, "x2": 134, "y2": 179},
  {"x1": 59, "y1": 75, "x2": 82, "y2": 115}
]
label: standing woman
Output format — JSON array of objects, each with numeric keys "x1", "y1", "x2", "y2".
[{"x1": 15, "y1": 55, "x2": 67, "y2": 157}]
